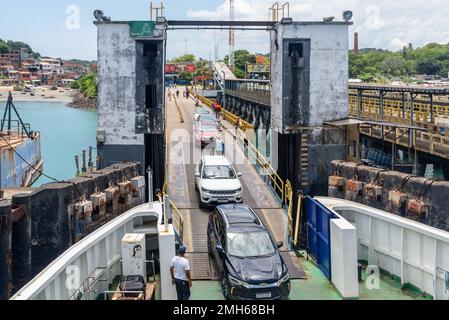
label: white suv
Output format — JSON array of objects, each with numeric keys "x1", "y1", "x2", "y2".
[{"x1": 195, "y1": 155, "x2": 243, "y2": 208}]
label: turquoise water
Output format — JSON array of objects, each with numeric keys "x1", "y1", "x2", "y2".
[{"x1": 9, "y1": 101, "x2": 97, "y2": 186}]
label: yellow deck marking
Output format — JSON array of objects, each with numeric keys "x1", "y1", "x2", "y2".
[{"x1": 184, "y1": 208, "x2": 193, "y2": 251}]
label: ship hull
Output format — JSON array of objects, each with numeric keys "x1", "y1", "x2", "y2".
[{"x1": 0, "y1": 132, "x2": 42, "y2": 188}]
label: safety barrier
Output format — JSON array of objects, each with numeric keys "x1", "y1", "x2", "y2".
[
  {"x1": 169, "y1": 199, "x2": 184, "y2": 244},
  {"x1": 318, "y1": 196, "x2": 449, "y2": 300},
  {"x1": 194, "y1": 93, "x2": 254, "y2": 130},
  {"x1": 284, "y1": 180, "x2": 294, "y2": 239},
  {"x1": 162, "y1": 97, "x2": 184, "y2": 244},
  {"x1": 156, "y1": 193, "x2": 184, "y2": 245},
  {"x1": 234, "y1": 127, "x2": 285, "y2": 203},
  {"x1": 194, "y1": 92, "x2": 285, "y2": 202},
  {"x1": 349, "y1": 94, "x2": 449, "y2": 159}
]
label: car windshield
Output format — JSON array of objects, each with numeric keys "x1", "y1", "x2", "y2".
[
  {"x1": 201, "y1": 125, "x2": 217, "y2": 132},
  {"x1": 202, "y1": 165, "x2": 236, "y2": 179},
  {"x1": 199, "y1": 115, "x2": 216, "y2": 121},
  {"x1": 227, "y1": 231, "x2": 275, "y2": 258}
]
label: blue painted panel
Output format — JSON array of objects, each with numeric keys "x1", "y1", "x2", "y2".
[
  {"x1": 1, "y1": 135, "x2": 41, "y2": 188},
  {"x1": 306, "y1": 196, "x2": 336, "y2": 280}
]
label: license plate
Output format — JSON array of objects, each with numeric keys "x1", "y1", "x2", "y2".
[
  {"x1": 217, "y1": 199, "x2": 228, "y2": 203},
  {"x1": 256, "y1": 292, "x2": 272, "y2": 299}
]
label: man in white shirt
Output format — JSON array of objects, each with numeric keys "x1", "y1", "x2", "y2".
[
  {"x1": 214, "y1": 134, "x2": 225, "y2": 156},
  {"x1": 170, "y1": 245, "x2": 192, "y2": 300}
]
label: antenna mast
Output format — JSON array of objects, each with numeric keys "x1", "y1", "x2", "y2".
[{"x1": 229, "y1": 0, "x2": 235, "y2": 70}]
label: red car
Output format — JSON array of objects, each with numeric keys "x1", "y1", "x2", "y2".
[{"x1": 196, "y1": 121, "x2": 219, "y2": 148}]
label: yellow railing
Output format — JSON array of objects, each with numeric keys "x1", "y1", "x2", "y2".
[
  {"x1": 194, "y1": 92, "x2": 285, "y2": 201},
  {"x1": 349, "y1": 94, "x2": 449, "y2": 130},
  {"x1": 234, "y1": 127, "x2": 285, "y2": 202},
  {"x1": 284, "y1": 180, "x2": 294, "y2": 239},
  {"x1": 169, "y1": 199, "x2": 184, "y2": 243},
  {"x1": 156, "y1": 192, "x2": 184, "y2": 244},
  {"x1": 195, "y1": 93, "x2": 254, "y2": 130},
  {"x1": 349, "y1": 94, "x2": 449, "y2": 158},
  {"x1": 161, "y1": 93, "x2": 183, "y2": 243}
]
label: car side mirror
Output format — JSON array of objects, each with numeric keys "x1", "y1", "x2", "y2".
[
  {"x1": 276, "y1": 241, "x2": 284, "y2": 249},
  {"x1": 195, "y1": 172, "x2": 200, "y2": 177},
  {"x1": 216, "y1": 244, "x2": 224, "y2": 255},
  {"x1": 237, "y1": 172, "x2": 242, "y2": 177}
]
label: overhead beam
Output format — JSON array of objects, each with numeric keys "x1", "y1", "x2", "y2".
[{"x1": 166, "y1": 20, "x2": 276, "y2": 27}]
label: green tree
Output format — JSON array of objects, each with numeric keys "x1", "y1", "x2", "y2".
[
  {"x1": 72, "y1": 73, "x2": 98, "y2": 98},
  {"x1": 224, "y1": 49, "x2": 257, "y2": 78},
  {"x1": 172, "y1": 54, "x2": 196, "y2": 63},
  {"x1": 178, "y1": 71, "x2": 193, "y2": 81},
  {"x1": 380, "y1": 56, "x2": 407, "y2": 77},
  {"x1": 0, "y1": 40, "x2": 9, "y2": 54},
  {"x1": 416, "y1": 59, "x2": 442, "y2": 75}
]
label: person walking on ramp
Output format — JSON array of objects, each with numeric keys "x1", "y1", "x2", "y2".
[{"x1": 170, "y1": 245, "x2": 192, "y2": 300}]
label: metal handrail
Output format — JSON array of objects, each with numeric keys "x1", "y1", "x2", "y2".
[
  {"x1": 195, "y1": 93, "x2": 254, "y2": 129},
  {"x1": 161, "y1": 92, "x2": 183, "y2": 243},
  {"x1": 234, "y1": 128, "x2": 285, "y2": 202},
  {"x1": 169, "y1": 199, "x2": 184, "y2": 243},
  {"x1": 194, "y1": 92, "x2": 285, "y2": 202},
  {"x1": 284, "y1": 180, "x2": 293, "y2": 239},
  {"x1": 156, "y1": 193, "x2": 184, "y2": 244}
]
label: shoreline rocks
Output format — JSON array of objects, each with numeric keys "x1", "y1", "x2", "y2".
[{"x1": 68, "y1": 91, "x2": 97, "y2": 110}]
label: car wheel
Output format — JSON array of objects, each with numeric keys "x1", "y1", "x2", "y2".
[{"x1": 221, "y1": 273, "x2": 230, "y2": 300}]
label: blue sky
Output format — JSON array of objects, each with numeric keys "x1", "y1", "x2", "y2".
[
  {"x1": 0, "y1": 0, "x2": 229, "y2": 60},
  {"x1": 1, "y1": 1, "x2": 449, "y2": 61}
]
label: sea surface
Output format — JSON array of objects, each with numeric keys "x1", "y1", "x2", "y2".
[{"x1": 9, "y1": 101, "x2": 97, "y2": 186}]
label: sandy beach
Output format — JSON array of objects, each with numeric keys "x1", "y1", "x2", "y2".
[{"x1": 0, "y1": 86, "x2": 74, "y2": 103}]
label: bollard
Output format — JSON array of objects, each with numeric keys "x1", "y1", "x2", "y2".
[
  {"x1": 74, "y1": 155, "x2": 80, "y2": 177},
  {"x1": 81, "y1": 150, "x2": 87, "y2": 174},
  {"x1": 88, "y1": 146, "x2": 93, "y2": 173}
]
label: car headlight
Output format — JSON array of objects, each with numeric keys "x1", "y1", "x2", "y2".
[
  {"x1": 228, "y1": 275, "x2": 249, "y2": 288},
  {"x1": 201, "y1": 187, "x2": 210, "y2": 193},
  {"x1": 235, "y1": 187, "x2": 242, "y2": 193},
  {"x1": 277, "y1": 273, "x2": 290, "y2": 285}
]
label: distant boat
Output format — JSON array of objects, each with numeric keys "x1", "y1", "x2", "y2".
[{"x1": 0, "y1": 92, "x2": 43, "y2": 188}]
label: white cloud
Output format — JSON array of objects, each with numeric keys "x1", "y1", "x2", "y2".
[
  {"x1": 174, "y1": 0, "x2": 449, "y2": 59},
  {"x1": 390, "y1": 38, "x2": 408, "y2": 50}
]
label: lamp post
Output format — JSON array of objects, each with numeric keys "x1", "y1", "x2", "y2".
[{"x1": 222, "y1": 70, "x2": 226, "y2": 107}]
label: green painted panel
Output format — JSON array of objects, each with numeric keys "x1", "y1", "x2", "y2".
[{"x1": 129, "y1": 21, "x2": 155, "y2": 38}]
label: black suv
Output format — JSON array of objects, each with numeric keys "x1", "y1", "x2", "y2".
[{"x1": 207, "y1": 204, "x2": 290, "y2": 300}]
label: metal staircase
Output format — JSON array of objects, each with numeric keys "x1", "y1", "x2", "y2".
[{"x1": 300, "y1": 133, "x2": 309, "y2": 191}]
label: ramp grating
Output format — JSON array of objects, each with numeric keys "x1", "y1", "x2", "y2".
[
  {"x1": 185, "y1": 252, "x2": 220, "y2": 280},
  {"x1": 280, "y1": 251, "x2": 307, "y2": 279}
]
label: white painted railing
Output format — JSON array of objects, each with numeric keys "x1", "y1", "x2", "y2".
[
  {"x1": 11, "y1": 203, "x2": 163, "y2": 300},
  {"x1": 317, "y1": 197, "x2": 449, "y2": 300}
]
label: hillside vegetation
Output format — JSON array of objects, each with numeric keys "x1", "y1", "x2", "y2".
[{"x1": 350, "y1": 43, "x2": 449, "y2": 82}]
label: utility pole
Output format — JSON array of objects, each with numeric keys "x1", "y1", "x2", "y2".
[{"x1": 229, "y1": 0, "x2": 235, "y2": 70}]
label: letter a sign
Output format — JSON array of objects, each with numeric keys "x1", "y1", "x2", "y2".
[{"x1": 129, "y1": 21, "x2": 155, "y2": 38}]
